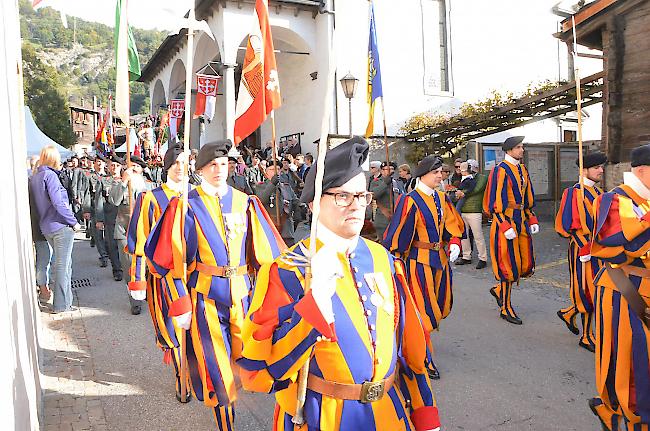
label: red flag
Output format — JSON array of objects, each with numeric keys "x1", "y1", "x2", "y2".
[
  {"x1": 194, "y1": 74, "x2": 219, "y2": 120},
  {"x1": 32, "y1": 0, "x2": 43, "y2": 8},
  {"x1": 169, "y1": 99, "x2": 185, "y2": 139},
  {"x1": 234, "y1": 0, "x2": 281, "y2": 144}
]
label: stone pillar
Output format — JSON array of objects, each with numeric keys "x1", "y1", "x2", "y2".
[{"x1": 224, "y1": 65, "x2": 236, "y2": 142}]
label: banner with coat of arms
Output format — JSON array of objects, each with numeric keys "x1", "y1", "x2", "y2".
[
  {"x1": 169, "y1": 99, "x2": 185, "y2": 139},
  {"x1": 194, "y1": 74, "x2": 220, "y2": 121}
]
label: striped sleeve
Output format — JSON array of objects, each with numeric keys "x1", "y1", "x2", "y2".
[
  {"x1": 382, "y1": 195, "x2": 418, "y2": 256},
  {"x1": 441, "y1": 193, "x2": 465, "y2": 246},
  {"x1": 238, "y1": 262, "x2": 329, "y2": 393},
  {"x1": 246, "y1": 195, "x2": 286, "y2": 270},
  {"x1": 483, "y1": 166, "x2": 511, "y2": 230},
  {"x1": 144, "y1": 196, "x2": 198, "y2": 316},
  {"x1": 126, "y1": 191, "x2": 152, "y2": 291},
  {"x1": 523, "y1": 166, "x2": 538, "y2": 225}
]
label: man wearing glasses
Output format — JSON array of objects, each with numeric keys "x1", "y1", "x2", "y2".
[
  {"x1": 239, "y1": 137, "x2": 441, "y2": 431},
  {"x1": 383, "y1": 155, "x2": 465, "y2": 379}
]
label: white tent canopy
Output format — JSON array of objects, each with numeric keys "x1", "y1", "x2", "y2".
[{"x1": 24, "y1": 106, "x2": 73, "y2": 158}]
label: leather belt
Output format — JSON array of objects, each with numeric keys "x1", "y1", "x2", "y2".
[
  {"x1": 307, "y1": 372, "x2": 395, "y2": 403},
  {"x1": 195, "y1": 262, "x2": 249, "y2": 278},
  {"x1": 605, "y1": 263, "x2": 650, "y2": 328},
  {"x1": 413, "y1": 240, "x2": 441, "y2": 251}
]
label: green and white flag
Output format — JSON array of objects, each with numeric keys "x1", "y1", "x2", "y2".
[{"x1": 114, "y1": 0, "x2": 141, "y2": 122}]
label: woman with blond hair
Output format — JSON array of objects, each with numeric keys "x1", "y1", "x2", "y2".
[{"x1": 30, "y1": 146, "x2": 79, "y2": 313}]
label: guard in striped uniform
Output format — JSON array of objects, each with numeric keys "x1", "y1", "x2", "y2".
[
  {"x1": 587, "y1": 144, "x2": 650, "y2": 431},
  {"x1": 483, "y1": 136, "x2": 539, "y2": 325},
  {"x1": 145, "y1": 140, "x2": 285, "y2": 431},
  {"x1": 239, "y1": 137, "x2": 441, "y2": 431},
  {"x1": 383, "y1": 155, "x2": 464, "y2": 379},
  {"x1": 554, "y1": 152, "x2": 606, "y2": 352},
  {"x1": 126, "y1": 145, "x2": 190, "y2": 400}
]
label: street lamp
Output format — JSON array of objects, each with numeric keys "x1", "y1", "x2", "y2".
[{"x1": 340, "y1": 72, "x2": 359, "y2": 137}]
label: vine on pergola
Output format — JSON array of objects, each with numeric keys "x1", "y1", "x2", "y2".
[{"x1": 399, "y1": 79, "x2": 568, "y2": 164}]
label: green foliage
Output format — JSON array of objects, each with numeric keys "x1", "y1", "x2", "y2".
[
  {"x1": 22, "y1": 42, "x2": 77, "y2": 148},
  {"x1": 19, "y1": 0, "x2": 166, "y2": 115}
]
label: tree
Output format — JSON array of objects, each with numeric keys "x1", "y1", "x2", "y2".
[{"x1": 22, "y1": 42, "x2": 77, "y2": 148}]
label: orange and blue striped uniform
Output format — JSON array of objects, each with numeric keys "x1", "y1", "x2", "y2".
[
  {"x1": 554, "y1": 182, "x2": 603, "y2": 347},
  {"x1": 127, "y1": 183, "x2": 187, "y2": 388},
  {"x1": 588, "y1": 184, "x2": 650, "y2": 431},
  {"x1": 382, "y1": 188, "x2": 464, "y2": 333},
  {"x1": 483, "y1": 159, "x2": 537, "y2": 320},
  {"x1": 145, "y1": 185, "x2": 284, "y2": 430},
  {"x1": 238, "y1": 237, "x2": 441, "y2": 431}
]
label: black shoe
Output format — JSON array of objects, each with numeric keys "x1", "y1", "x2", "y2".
[
  {"x1": 131, "y1": 305, "x2": 141, "y2": 315},
  {"x1": 455, "y1": 258, "x2": 472, "y2": 266},
  {"x1": 99, "y1": 258, "x2": 107, "y2": 268},
  {"x1": 579, "y1": 339, "x2": 596, "y2": 353},
  {"x1": 500, "y1": 313, "x2": 522, "y2": 325},
  {"x1": 427, "y1": 367, "x2": 440, "y2": 380},
  {"x1": 557, "y1": 310, "x2": 580, "y2": 335},
  {"x1": 89, "y1": 241, "x2": 95, "y2": 247},
  {"x1": 176, "y1": 387, "x2": 192, "y2": 403},
  {"x1": 476, "y1": 260, "x2": 487, "y2": 269},
  {"x1": 588, "y1": 398, "x2": 610, "y2": 431},
  {"x1": 490, "y1": 286, "x2": 502, "y2": 307},
  {"x1": 114, "y1": 273, "x2": 123, "y2": 281}
]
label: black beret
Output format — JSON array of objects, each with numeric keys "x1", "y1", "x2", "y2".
[
  {"x1": 228, "y1": 156, "x2": 238, "y2": 163},
  {"x1": 300, "y1": 136, "x2": 369, "y2": 203},
  {"x1": 577, "y1": 152, "x2": 607, "y2": 169},
  {"x1": 502, "y1": 136, "x2": 525, "y2": 151},
  {"x1": 413, "y1": 155, "x2": 444, "y2": 178},
  {"x1": 631, "y1": 144, "x2": 650, "y2": 167},
  {"x1": 163, "y1": 144, "x2": 183, "y2": 172},
  {"x1": 95, "y1": 154, "x2": 108, "y2": 163},
  {"x1": 195, "y1": 140, "x2": 232, "y2": 170},
  {"x1": 129, "y1": 155, "x2": 147, "y2": 169},
  {"x1": 109, "y1": 154, "x2": 125, "y2": 165}
]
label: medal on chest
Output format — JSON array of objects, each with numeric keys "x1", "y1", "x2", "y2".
[
  {"x1": 363, "y1": 272, "x2": 394, "y2": 315},
  {"x1": 222, "y1": 212, "x2": 246, "y2": 241}
]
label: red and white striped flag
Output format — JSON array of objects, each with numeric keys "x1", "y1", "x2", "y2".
[
  {"x1": 194, "y1": 74, "x2": 219, "y2": 121},
  {"x1": 234, "y1": 0, "x2": 281, "y2": 144},
  {"x1": 169, "y1": 99, "x2": 185, "y2": 139}
]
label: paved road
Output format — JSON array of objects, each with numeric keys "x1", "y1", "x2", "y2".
[{"x1": 65, "y1": 221, "x2": 600, "y2": 430}]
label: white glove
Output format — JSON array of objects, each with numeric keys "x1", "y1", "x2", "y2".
[
  {"x1": 174, "y1": 311, "x2": 192, "y2": 330},
  {"x1": 72, "y1": 223, "x2": 82, "y2": 232},
  {"x1": 449, "y1": 244, "x2": 461, "y2": 263},
  {"x1": 504, "y1": 228, "x2": 517, "y2": 240},
  {"x1": 130, "y1": 289, "x2": 146, "y2": 301},
  {"x1": 579, "y1": 254, "x2": 591, "y2": 263},
  {"x1": 530, "y1": 224, "x2": 540, "y2": 234},
  {"x1": 289, "y1": 164, "x2": 298, "y2": 172},
  {"x1": 309, "y1": 245, "x2": 343, "y2": 324}
]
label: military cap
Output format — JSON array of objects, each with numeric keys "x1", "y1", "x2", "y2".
[
  {"x1": 195, "y1": 140, "x2": 232, "y2": 170},
  {"x1": 163, "y1": 144, "x2": 183, "y2": 172},
  {"x1": 228, "y1": 156, "x2": 238, "y2": 163},
  {"x1": 129, "y1": 155, "x2": 147, "y2": 169},
  {"x1": 300, "y1": 136, "x2": 369, "y2": 203},
  {"x1": 95, "y1": 153, "x2": 108, "y2": 163},
  {"x1": 577, "y1": 152, "x2": 607, "y2": 169},
  {"x1": 631, "y1": 144, "x2": 650, "y2": 167},
  {"x1": 413, "y1": 155, "x2": 444, "y2": 178},
  {"x1": 502, "y1": 136, "x2": 525, "y2": 151},
  {"x1": 109, "y1": 154, "x2": 125, "y2": 165}
]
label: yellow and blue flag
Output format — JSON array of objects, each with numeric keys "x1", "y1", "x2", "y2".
[{"x1": 365, "y1": 1, "x2": 383, "y2": 137}]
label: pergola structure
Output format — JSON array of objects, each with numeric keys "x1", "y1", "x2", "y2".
[{"x1": 404, "y1": 71, "x2": 605, "y2": 155}]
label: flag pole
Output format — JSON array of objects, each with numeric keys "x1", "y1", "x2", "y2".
[
  {"x1": 572, "y1": 17, "x2": 585, "y2": 197},
  {"x1": 177, "y1": 5, "x2": 196, "y2": 404},
  {"x1": 123, "y1": 1, "x2": 133, "y2": 213},
  {"x1": 380, "y1": 98, "x2": 393, "y2": 212},
  {"x1": 292, "y1": 27, "x2": 337, "y2": 430},
  {"x1": 270, "y1": 112, "x2": 281, "y2": 228}
]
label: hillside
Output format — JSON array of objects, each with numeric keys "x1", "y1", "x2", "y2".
[{"x1": 19, "y1": 0, "x2": 166, "y2": 114}]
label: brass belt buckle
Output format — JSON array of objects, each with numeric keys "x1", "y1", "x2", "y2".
[
  {"x1": 360, "y1": 380, "x2": 385, "y2": 403},
  {"x1": 223, "y1": 266, "x2": 237, "y2": 278}
]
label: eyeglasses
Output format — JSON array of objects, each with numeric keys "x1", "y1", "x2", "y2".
[{"x1": 323, "y1": 191, "x2": 373, "y2": 207}]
